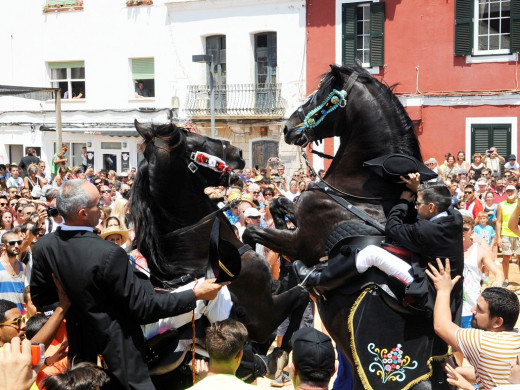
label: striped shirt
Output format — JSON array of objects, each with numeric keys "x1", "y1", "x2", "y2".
[
  {"x1": 0, "y1": 261, "x2": 26, "y2": 312},
  {"x1": 456, "y1": 328, "x2": 520, "y2": 389}
]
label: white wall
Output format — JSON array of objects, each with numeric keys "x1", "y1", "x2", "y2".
[{"x1": 0, "y1": 0, "x2": 306, "y2": 169}]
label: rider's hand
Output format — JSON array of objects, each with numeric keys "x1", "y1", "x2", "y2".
[
  {"x1": 399, "y1": 173, "x2": 421, "y2": 193},
  {"x1": 400, "y1": 190, "x2": 415, "y2": 203},
  {"x1": 193, "y1": 278, "x2": 230, "y2": 301}
]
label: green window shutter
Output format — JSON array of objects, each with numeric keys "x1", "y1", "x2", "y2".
[
  {"x1": 454, "y1": 0, "x2": 473, "y2": 56},
  {"x1": 342, "y1": 3, "x2": 356, "y2": 66},
  {"x1": 491, "y1": 124, "x2": 511, "y2": 158},
  {"x1": 511, "y1": 0, "x2": 520, "y2": 53},
  {"x1": 471, "y1": 124, "x2": 511, "y2": 170},
  {"x1": 49, "y1": 61, "x2": 84, "y2": 69},
  {"x1": 132, "y1": 58, "x2": 155, "y2": 80},
  {"x1": 471, "y1": 125, "x2": 491, "y2": 156},
  {"x1": 370, "y1": 2, "x2": 385, "y2": 67}
]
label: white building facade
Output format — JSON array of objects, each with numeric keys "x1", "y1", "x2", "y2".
[{"x1": 0, "y1": 0, "x2": 306, "y2": 173}]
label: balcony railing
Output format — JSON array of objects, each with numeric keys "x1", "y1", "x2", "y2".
[{"x1": 185, "y1": 83, "x2": 285, "y2": 118}]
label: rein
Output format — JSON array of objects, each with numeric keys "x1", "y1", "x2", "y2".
[{"x1": 301, "y1": 150, "x2": 384, "y2": 202}]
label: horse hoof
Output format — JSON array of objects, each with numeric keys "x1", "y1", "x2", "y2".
[{"x1": 265, "y1": 348, "x2": 288, "y2": 380}]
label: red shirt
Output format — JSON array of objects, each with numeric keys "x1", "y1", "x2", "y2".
[
  {"x1": 465, "y1": 198, "x2": 484, "y2": 219},
  {"x1": 493, "y1": 189, "x2": 507, "y2": 204}
]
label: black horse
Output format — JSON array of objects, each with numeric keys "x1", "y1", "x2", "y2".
[
  {"x1": 131, "y1": 120, "x2": 305, "y2": 343},
  {"x1": 244, "y1": 64, "x2": 453, "y2": 389}
]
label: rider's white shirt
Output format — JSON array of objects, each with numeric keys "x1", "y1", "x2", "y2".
[{"x1": 141, "y1": 277, "x2": 232, "y2": 340}]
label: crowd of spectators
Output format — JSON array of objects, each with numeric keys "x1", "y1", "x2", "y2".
[
  {"x1": 425, "y1": 147, "x2": 520, "y2": 287},
  {"x1": 3, "y1": 145, "x2": 520, "y2": 389}
]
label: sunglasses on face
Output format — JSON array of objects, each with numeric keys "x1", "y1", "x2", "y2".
[
  {"x1": 0, "y1": 202, "x2": 7, "y2": 206},
  {"x1": 5, "y1": 240, "x2": 22, "y2": 246},
  {"x1": 95, "y1": 182, "x2": 102, "y2": 185},
  {"x1": 464, "y1": 191, "x2": 473, "y2": 194},
  {"x1": 0, "y1": 316, "x2": 25, "y2": 328},
  {"x1": 264, "y1": 193, "x2": 273, "y2": 196},
  {"x1": 463, "y1": 226, "x2": 471, "y2": 232},
  {"x1": 101, "y1": 190, "x2": 111, "y2": 194},
  {"x1": 30, "y1": 169, "x2": 38, "y2": 173}
]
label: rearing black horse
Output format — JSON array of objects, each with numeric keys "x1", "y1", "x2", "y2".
[
  {"x1": 131, "y1": 120, "x2": 305, "y2": 344},
  {"x1": 244, "y1": 64, "x2": 453, "y2": 389}
]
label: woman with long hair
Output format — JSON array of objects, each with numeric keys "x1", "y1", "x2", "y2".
[
  {"x1": 471, "y1": 153, "x2": 485, "y2": 180},
  {"x1": 23, "y1": 163, "x2": 42, "y2": 193},
  {"x1": 455, "y1": 151, "x2": 471, "y2": 172},
  {"x1": 111, "y1": 198, "x2": 129, "y2": 229},
  {"x1": 0, "y1": 210, "x2": 14, "y2": 232},
  {"x1": 53, "y1": 166, "x2": 69, "y2": 188},
  {"x1": 440, "y1": 154, "x2": 459, "y2": 181}
]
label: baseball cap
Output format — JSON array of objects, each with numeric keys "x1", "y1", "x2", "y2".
[
  {"x1": 243, "y1": 208, "x2": 262, "y2": 218},
  {"x1": 290, "y1": 328, "x2": 335, "y2": 381},
  {"x1": 506, "y1": 184, "x2": 516, "y2": 191},
  {"x1": 509, "y1": 154, "x2": 517, "y2": 160}
]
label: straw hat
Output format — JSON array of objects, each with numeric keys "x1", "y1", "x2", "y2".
[
  {"x1": 227, "y1": 189, "x2": 242, "y2": 205},
  {"x1": 239, "y1": 193, "x2": 256, "y2": 207},
  {"x1": 100, "y1": 226, "x2": 129, "y2": 242}
]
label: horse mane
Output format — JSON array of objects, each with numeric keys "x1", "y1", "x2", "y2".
[
  {"x1": 321, "y1": 63, "x2": 422, "y2": 161},
  {"x1": 130, "y1": 122, "x2": 186, "y2": 279}
]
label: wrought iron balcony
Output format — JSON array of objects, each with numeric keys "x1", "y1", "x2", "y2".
[{"x1": 185, "y1": 83, "x2": 285, "y2": 118}]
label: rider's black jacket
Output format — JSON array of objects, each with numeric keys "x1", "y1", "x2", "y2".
[{"x1": 386, "y1": 201, "x2": 464, "y2": 321}]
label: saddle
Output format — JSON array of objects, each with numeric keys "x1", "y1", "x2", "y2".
[{"x1": 324, "y1": 222, "x2": 421, "y2": 315}]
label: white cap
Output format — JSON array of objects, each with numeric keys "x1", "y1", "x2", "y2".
[{"x1": 244, "y1": 208, "x2": 262, "y2": 218}]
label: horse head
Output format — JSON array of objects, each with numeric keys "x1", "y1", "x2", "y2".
[
  {"x1": 284, "y1": 63, "x2": 421, "y2": 163},
  {"x1": 132, "y1": 120, "x2": 245, "y2": 280},
  {"x1": 135, "y1": 120, "x2": 245, "y2": 187}
]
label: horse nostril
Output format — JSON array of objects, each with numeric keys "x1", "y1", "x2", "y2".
[
  {"x1": 283, "y1": 126, "x2": 288, "y2": 135},
  {"x1": 239, "y1": 149, "x2": 243, "y2": 159}
]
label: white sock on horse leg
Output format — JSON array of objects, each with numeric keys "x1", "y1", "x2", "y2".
[{"x1": 356, "y1": 245, "x2": 414, "y2": 284}]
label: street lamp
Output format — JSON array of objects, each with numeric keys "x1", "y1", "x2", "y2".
[{"x1": 192, "y1": 54, "x2": 215, "y2": 138}]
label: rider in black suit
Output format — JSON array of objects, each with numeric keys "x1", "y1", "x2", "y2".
[
  {"x1": 295, "y1": 176, "x2": 463, "y2": 320},
  {"x1": 30, "y1": 180, "x2": 225, "y2": 389}
]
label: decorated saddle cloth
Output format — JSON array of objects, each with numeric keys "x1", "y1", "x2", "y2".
[{"x1": 349, "y1": 286, "x2": 450, "y2": 390}]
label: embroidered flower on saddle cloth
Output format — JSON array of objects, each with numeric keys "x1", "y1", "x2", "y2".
[{"x1": 367, "y1": 343, "x2": 418, "y2": 383}]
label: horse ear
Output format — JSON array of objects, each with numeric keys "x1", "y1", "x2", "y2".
[
  {"x1": 135, "y1": 119, "x2": 153, "y2": 141},
  {"x1": 329, "y1": 65, "x2": 343, "y2": 82}
]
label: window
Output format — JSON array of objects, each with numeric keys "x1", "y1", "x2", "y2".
[
  {"x1": 252, "y1": 140, "x2": 279, "y2": 169},
  {"x1": 471, "y1": 123, "x2": 511, "y2": 157},
  {"x1": 455, "y1": 0, "x2": 520, "y2": 56},
  {"x1": 206, "y1": 35, "x2": 226, "y2": 112},
  {"x1": 341, "y1": 1, "x2": 385, "y2": 67},
  {"x1": 255, "y1": 33, "x2": 278, "y2": 113},
  {"x1": 255, "y1": 32, "x2": 277, "y2": 86},
  {"x1": 132, "y1": 58, "x2": 155, "y2": 98},
  {"x1": 466, "y1": 117, "x2": 517, "y2": 176},
  {"x1": 49, "y1": 61, "x2": 85, "y2": 99}
]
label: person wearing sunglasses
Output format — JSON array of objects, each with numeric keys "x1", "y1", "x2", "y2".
[
  {"x1": 30, "y1": 179, "x2": 226, "y2": 389},
  {"x1": 0, "y1": 232, "x2": 27, "y2": 312},
  {"x1": 463, "y1": 185, "x2": 483, "y2": 220},
  {"x1": 0, "y1": 300, "x2": 26, "y2": 347},
  {"x1": 99, "y1": 185, "x2": 113, "y2": 207}
]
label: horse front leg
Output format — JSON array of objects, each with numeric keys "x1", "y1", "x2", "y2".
[{"x1": 243, "y1": 226, "x2": 303, "y2": 259}]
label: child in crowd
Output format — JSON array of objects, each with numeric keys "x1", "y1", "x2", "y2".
[{"x1": 473, "y1": 211, "x2": 496, "y2": 249}]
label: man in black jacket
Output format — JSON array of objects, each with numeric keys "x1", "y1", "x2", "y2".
[
  {"x1": 30, "y1": 179, "x2": 225, "y2": 389},
  {"x1": 294, "y1": 176, "x2": 463, "y2": 319}
]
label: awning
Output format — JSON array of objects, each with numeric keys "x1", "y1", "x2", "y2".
[
  {"x1": 40, "y1": 126, "x2": 139, "y2": 137},
  {"x1": 0, "y1": 85, "x2": 57, "y2": 101}
]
